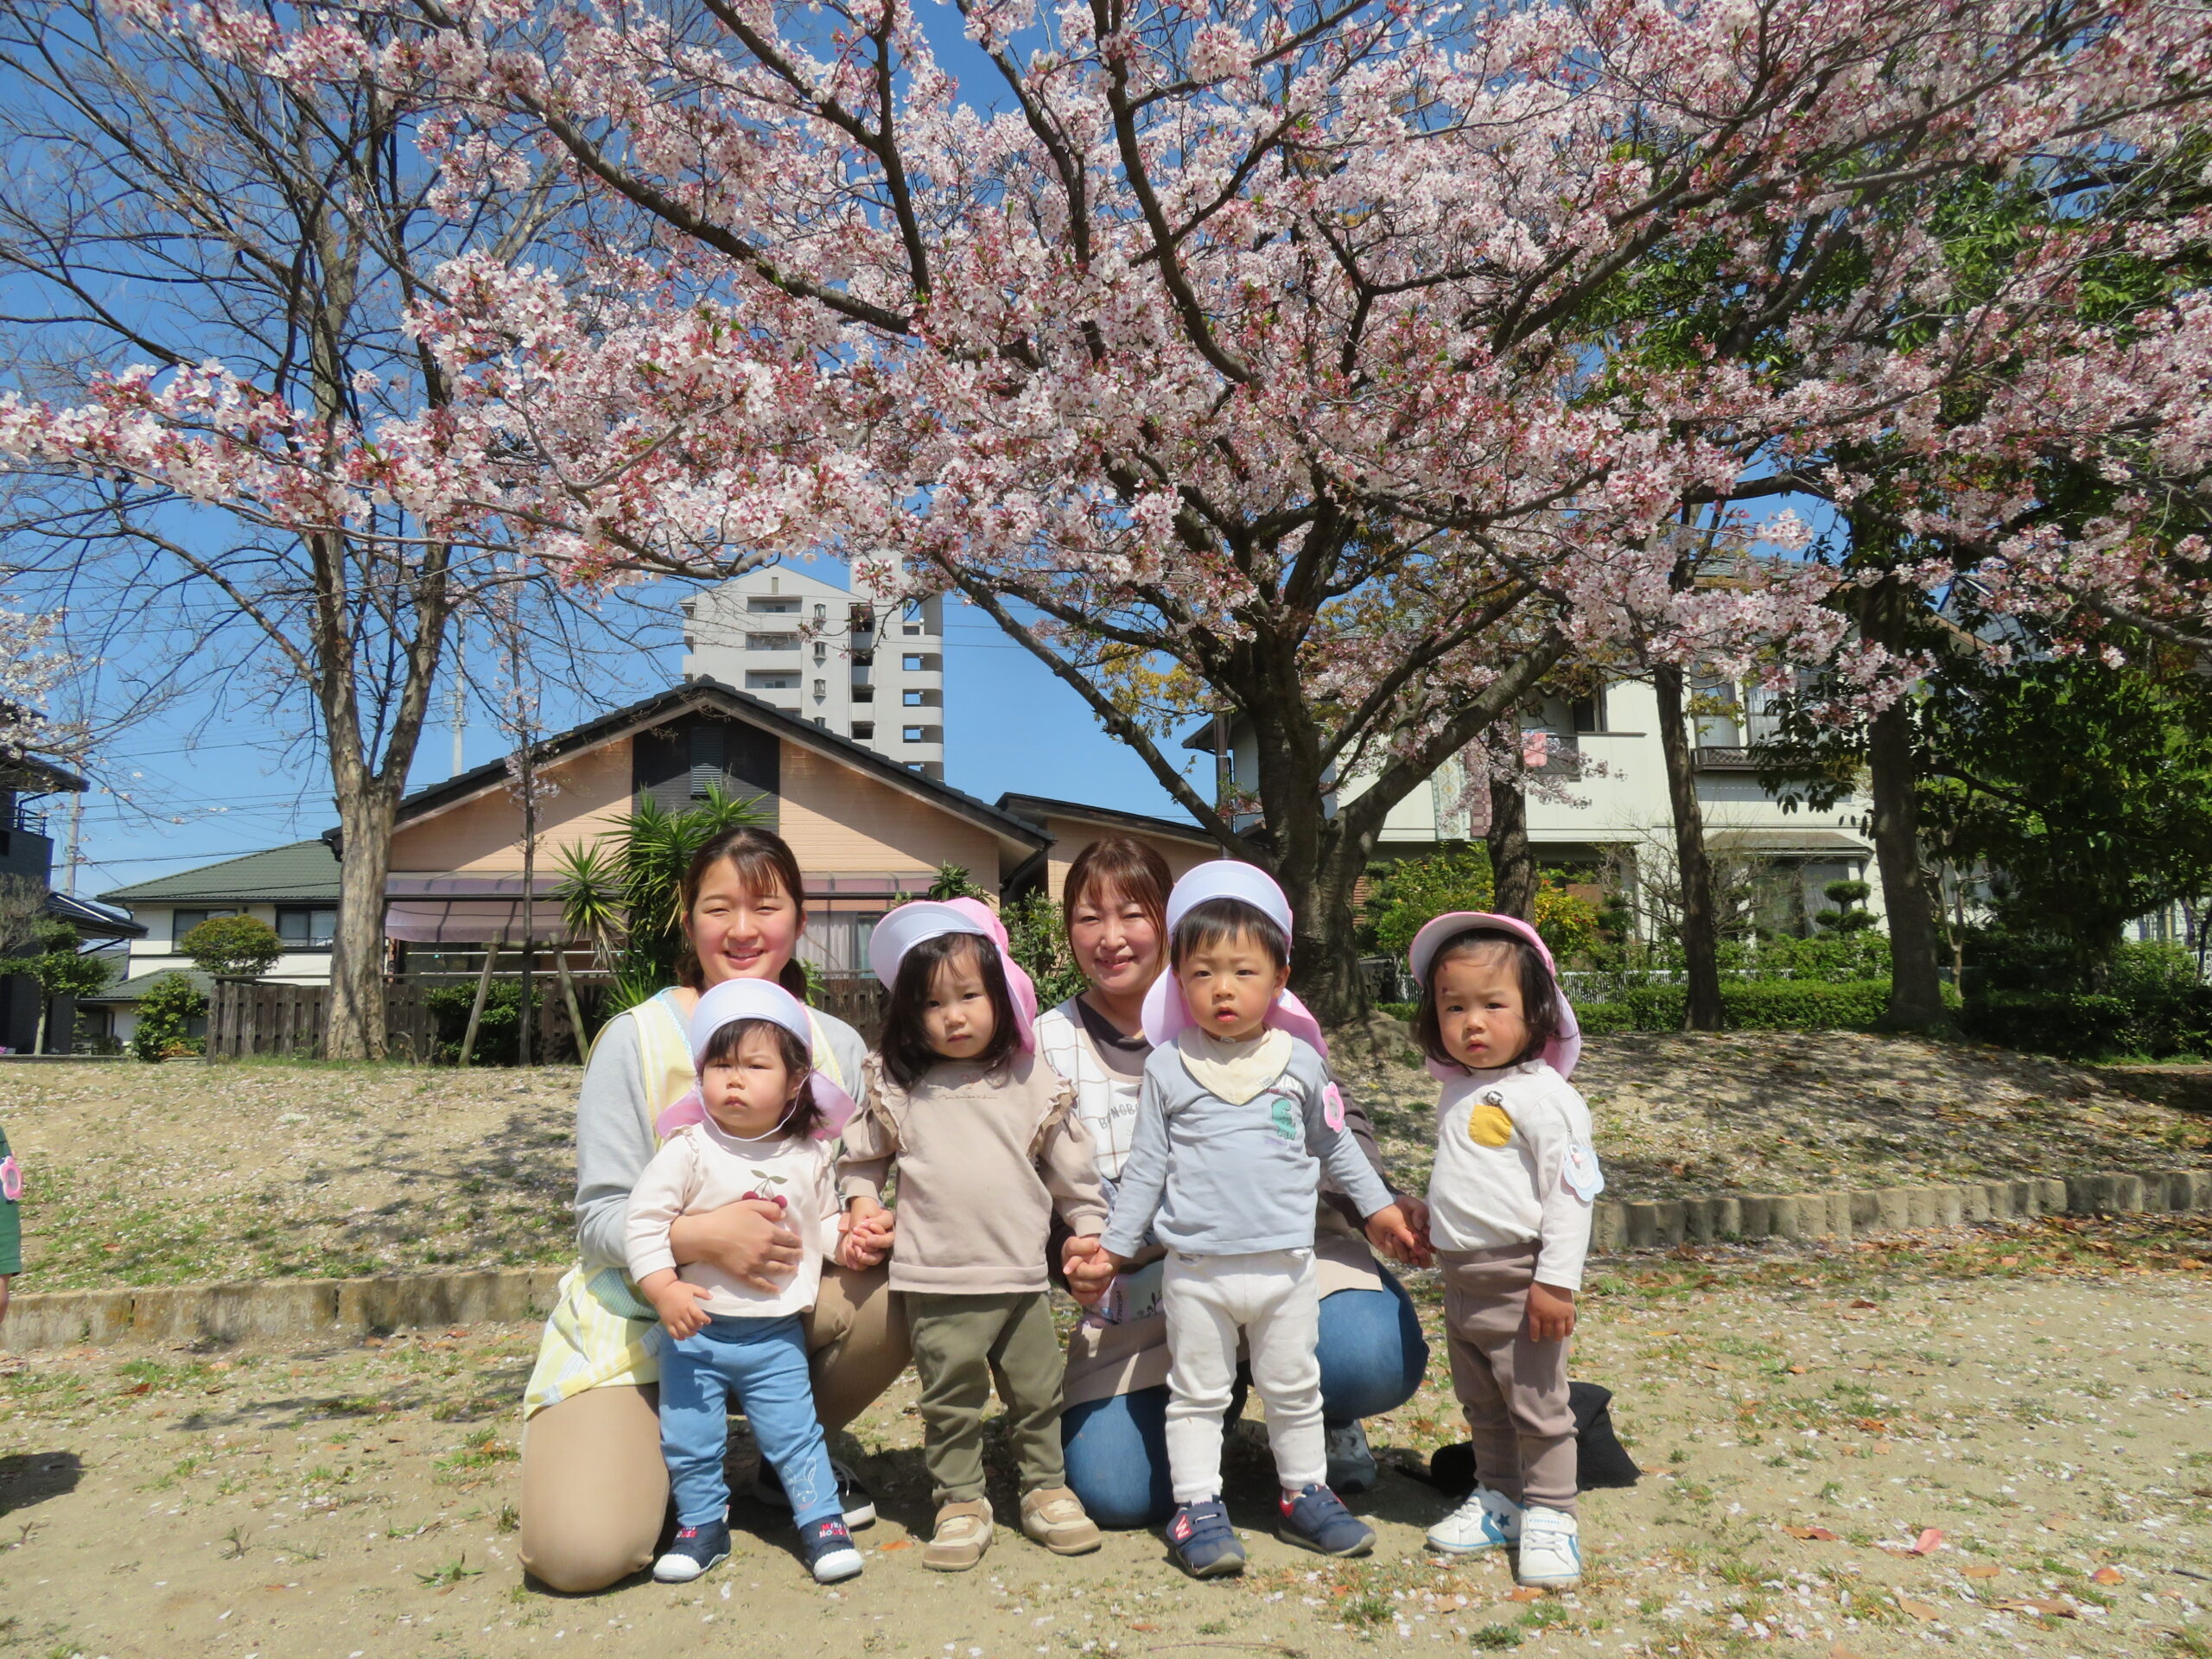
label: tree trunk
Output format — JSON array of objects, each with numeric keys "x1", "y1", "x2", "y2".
[
  {"x1": 1866, "y1": 700, "x2": 1955, "y2": 1029},
  {"x1": 1280, "y1": 823, "x2": 1375, "y2": 1027},
  {"x1": 555, "y1": 945, "x2": 587, "y2": 1063},
  {"x1": 1654, "y1": 664, "x2": 1726, "y2": 1031},
  {"x1": 459, "y1": 943, "x2": 499, "y2": 1068},
  {"x1": 325, "y1": 788, "x2": 398, "y2": 1060},
  {"x1": 1486, "y1": 733, "x2": 1535, "y2": 920},
  {"x1": 1859, "y1": 580, "x2": 1955, "y2": 1034}
]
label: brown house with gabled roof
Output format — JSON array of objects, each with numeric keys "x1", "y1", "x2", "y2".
[{"x1": 101, "y1": 681, "x2": 1051, "y2": 1010}]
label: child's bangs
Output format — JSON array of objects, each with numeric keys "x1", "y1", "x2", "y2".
[{"x1": 1170, "y1": 896, "x2": 1289, "y2": 969}]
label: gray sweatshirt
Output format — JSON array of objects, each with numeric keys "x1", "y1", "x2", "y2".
[
  {"x1": 573, "y1": 995, "x2": 871, "y2": 1275},
  {"x1": 1101, "y1": 1035, "x2": 1394, "y2": 1260}
]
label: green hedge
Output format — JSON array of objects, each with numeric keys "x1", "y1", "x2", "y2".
[
  {"x1": 1574, "y1": 978, "x2": 1948, "y2": 1033},
  {"x1": 1961, "y1": 988, "x2": 2212, "y2": 1061}
]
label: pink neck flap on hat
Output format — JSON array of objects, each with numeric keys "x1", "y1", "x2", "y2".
[
  {"x1": 1141, "y1": 861, "x2": 1328, "y2": 1058},
  {"x1": 1405, "y1": 910, "x2": 1581, "y2": 1081},
  {"x1": 654, "y1": 976, "x2": 858, "y2": 1141},
  {"x1": 867, "y1": 896, "x2": 1038, "y2": 1052}
]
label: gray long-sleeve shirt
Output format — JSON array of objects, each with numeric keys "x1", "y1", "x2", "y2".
[
  {"x1": 1100, "y1": 1035, "x2": 1394, "y2": 1260},
  {"x1": 573, "y1": 994, "x2": 872, "y2": 1275}
]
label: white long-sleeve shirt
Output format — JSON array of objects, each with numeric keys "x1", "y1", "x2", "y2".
[
  {"x1": 625, "y1": 1120, "x2": 842, "y2": 1320},
  {"x1": 1426, "y1": 1059, "x2": 1601, "y2": 1292}
]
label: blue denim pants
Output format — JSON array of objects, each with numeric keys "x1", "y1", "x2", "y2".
[
  {"x1": 659, "y1": 1313, "x2": 841, "y2": 1530},
  {"x1": 1061, "y1": 1269, "x2": 1430, "y2": 1528}
]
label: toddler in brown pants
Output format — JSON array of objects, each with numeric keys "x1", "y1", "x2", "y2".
[{"x1": 1406, "y1": 912, "x2": 1601, "y2": 1587}]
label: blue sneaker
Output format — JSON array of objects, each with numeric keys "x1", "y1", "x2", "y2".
[
  {"x1": 799, "y1": 1516, "x2": 864, "y2": 1584},
  {"x1": 1166, "y1": 1497, "x2": 1246, "y2": 1579},
  {"x1": 1278, "y1": 1483, "x2": 1376, "y2": 1557},
  {"x1": 652, "y1": 1519, "x2": 731, "y2": 1582}
]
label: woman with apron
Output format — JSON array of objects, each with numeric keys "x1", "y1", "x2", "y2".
[
  {"x1": 1041, "y1": 837, "x2": 1432, "y2": 1527},
  {"x1": 517, "y1": 827, "x2": 909, "y2": 1592}
]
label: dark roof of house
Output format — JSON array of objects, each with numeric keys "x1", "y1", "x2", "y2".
[
  {"x1": 79, "y1": 967, "x2": 213, "y2": 1005},
  {"x1": 100, "y1": 681, "x2": 1050, "y2": 908},
  {"x1": 387, "y1": 678, "x2": 1046, "y2": 851},
  {"x1": 100, "y1": 841, "x2": 341, "y2": 906},
  {"x1": 45, "y1": 890, "x2": 145, "y2": 938},
  {"x1": 995, "y1": 791, "x2": 1216, "y2": 848},
  {"x1": 0, "y1": 751, "x2": 87, "y2": 794}
]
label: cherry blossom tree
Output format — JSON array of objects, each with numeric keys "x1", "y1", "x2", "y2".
[{"x1": 35, "y1": 0, "x2": 2212, "y2": 1019}]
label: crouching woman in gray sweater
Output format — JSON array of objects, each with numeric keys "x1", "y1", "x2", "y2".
[{"x1": 516, "y1": 828, "x2": 905, "y2": 1592}]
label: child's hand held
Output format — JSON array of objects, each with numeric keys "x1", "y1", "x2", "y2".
[{"x1": 1363, "y1": 1201, "x2": 1431, "y2": 1268}]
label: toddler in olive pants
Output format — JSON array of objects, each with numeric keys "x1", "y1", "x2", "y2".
[{"x1": 841, "y1": 899, "x2": 1110, "y2": 1570}]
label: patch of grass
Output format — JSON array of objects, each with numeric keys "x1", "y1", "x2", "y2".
[
  {"x1": 1470, "y1": 1627, "x2": 1522, "y2": 1650},
  {"x1": 416, "y1": 1554, "x2": 484, "y2": 1587}
]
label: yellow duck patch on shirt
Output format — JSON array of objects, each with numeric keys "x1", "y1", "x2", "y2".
[{"x1": 1467, "y1": 1089, "x2": 1516, "y2": 1147}]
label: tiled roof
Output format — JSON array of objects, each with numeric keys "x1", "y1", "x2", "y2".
[
  {"x1": 99, "y1": 840, "x2": 341, "y2": 905},
  {"x1": 77, "y1": 968, "x2": 213, "y2": 1005}
]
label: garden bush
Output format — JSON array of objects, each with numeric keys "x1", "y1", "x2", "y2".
[
  {"x1": 131, "y1": 971, "x2": 207, "y2": 1061},
  {"x1": 1573, "y1": 978, "x2": 1949, "y2": 1034}
]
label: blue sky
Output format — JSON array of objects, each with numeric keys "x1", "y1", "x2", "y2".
[
  {"x1": 32, "y1": 7, "x2": 1206, "y2": 904},
  {"x1": 60, "y1": 566, "x2": 1201, "y2": 902}
]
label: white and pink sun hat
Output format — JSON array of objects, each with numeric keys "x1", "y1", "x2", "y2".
[
  {"x1": 865, "y1": 896, "x2": 1039, "y2": 1051},
  {"x1": 1406, "y1": 910, "x2": 1582, "y2": 1080},
  {"x1": 654, "y1": 977, "x2": 859, "y2": 1141},
  {"x1": 1140, "y1": 861, "x2": 1328, "y2": 1057}
]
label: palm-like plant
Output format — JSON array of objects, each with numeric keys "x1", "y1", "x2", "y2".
[{"x1": 551, "y1": 784, "x2": 770, "y2": 1014}]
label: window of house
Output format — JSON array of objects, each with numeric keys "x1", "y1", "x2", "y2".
[
  {"x1": 852, "y1": 649, "x2": 874, "y2": 667},
  {"x1": 812, "y1": 679, "x2": 826, "y2": 698},
  {"x1": 688, "y1": 724, "x2": 724, "y2": 798},
  {"x1": 1570, "y1": 690, "x2": 1606, "y2": 734},
  {"x1": 902, "y1": 654, "x2": 925, "y2": 671},
  {"x1": 903, "y1": 726, "x2": 925, "y2": 742},
  {"x1": 813, "y1": 642, "x2": 827, "y2": 664},
  {"x1": 171, "y1": 907, "x2": 238, "y2": 940},
  {"x1": 852, "y1": 721, "x2": 874, "y2": 740},
  {"x1": 813, "y1": 716, "x2": 827, "y2": 728},
  {"x1": 747, "y1": 632, "x2": 798, "y2": 650},
  {"x1": 814, "y1": 602, "x2": 827, "y2": 620},
  {"x1": 276, "y1": 906, "x2": 338, "y2": 947},
  {"x1": 853, "y1": 685, "x2": 874, "y2": 703},
  {"x1": 903, "y1": 689, "x2": 924, "y2": 706}
]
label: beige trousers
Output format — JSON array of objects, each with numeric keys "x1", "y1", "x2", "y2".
[
  {"x1": 1440, "y1": 1243, "x2": 1576, "y2": 1514},
  {"x1": 517, "y1": 1261, "x2": 909, "y2": 1592}
]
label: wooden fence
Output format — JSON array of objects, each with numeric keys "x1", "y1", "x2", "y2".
[
  {"x1": 207, "y1": 973, "x2": 882, "y2": 1061},
  {"x1": 205, "y1": 978, "x2": 442, "y2": 1062},
  {"x1": 816, "y1": 974, "x2": 886, "y2": 1047}
]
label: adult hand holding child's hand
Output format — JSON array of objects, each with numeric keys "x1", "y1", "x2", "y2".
[
  {"x1": 669, "y1": 1197, "x2": 804, "y2": 1293},
  {"x1": 838, "y1": 1199, "x2": 894, "y2": 1271}
]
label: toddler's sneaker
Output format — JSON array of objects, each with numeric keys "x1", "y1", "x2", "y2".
[
  {"x1": 1166, "y1": 1497, "x2": 1246, "y2": 1579},
  {"x1": 800, "y1": 1516, "x2": 864, "y2": 1584},
  {"x1": 753, "y1": 1456, "x2": 876, "y2": 1529},
  {"x1": 1324, "y1": 1421, "x2": 1379, "y2": 1494},
  {"x1": 923, "y1": 1498, "x2": 994, "y2": 1572},
  {"x1": 652, "y1": 1519, "x2": 730, "y2": 1583},
  {"x1": 1426, "y1": 1484, "x2": 1523, "y2": 1554},
  {"x1": 1277, "y1": 1483, "x2": 1375, "y2": 1558},
  {"x1": 1515, "y1": 1505, "x2": 1582, "y2": 1587},
  {"x1": 1020, "y1": 1485, "x2": 1103, "y2": 1555}
]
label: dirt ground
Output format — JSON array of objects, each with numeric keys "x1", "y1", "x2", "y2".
[
  {"x1": 3, "y1": 1036, "x2": 2208, "y2": 1294},
  {"x1": 3, "y1": 1214, "x2": 2209, "y2": 1659}
]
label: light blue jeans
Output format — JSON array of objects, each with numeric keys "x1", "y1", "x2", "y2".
[
  {"x1": 659, "y1": 1313, "x2": 841, "y2": 1530},
  {"x1": 1061, "y1": 1269, "x2": 1430, "y2": 1528}
]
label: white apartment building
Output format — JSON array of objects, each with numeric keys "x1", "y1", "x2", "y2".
[{"x1": 682, "y1": 563, "x2": 947, "y2": 779}]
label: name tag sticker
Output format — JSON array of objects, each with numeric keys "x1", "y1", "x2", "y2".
[{"x1": 1561, "y1": 1141, "x2": 1605, "y2": 1203}]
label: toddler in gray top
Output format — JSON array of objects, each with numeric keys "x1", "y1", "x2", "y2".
[{"x1": 1102, "y1": 863, "x2": 1421, "y2": 1580}]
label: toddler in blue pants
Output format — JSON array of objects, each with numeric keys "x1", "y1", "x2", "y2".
[{"x1": 626, "y1": 978, "x2": 869, "y2": 1585}]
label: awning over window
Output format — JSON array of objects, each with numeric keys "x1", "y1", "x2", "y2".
[{"x1": 383, "y1": 899, "x2": 571, "y2": 944}]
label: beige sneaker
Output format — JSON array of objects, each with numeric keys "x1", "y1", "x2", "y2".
[
  {"x1": 923, "y1": 1499, "x2": 993, "y2": 1572},
  {"x1": 1020, "y1": 1485, "x2": 1103, "y2": 1555}
]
